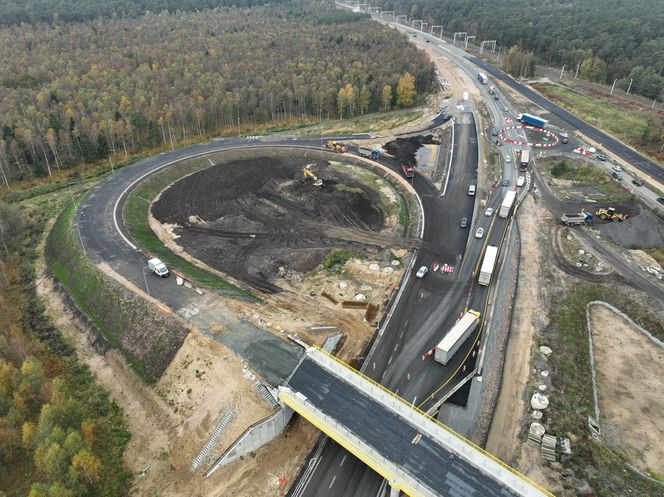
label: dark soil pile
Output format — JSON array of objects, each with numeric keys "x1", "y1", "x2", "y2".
[
  {"x1": 152, "y1": 156, "x2": 399, "y2": 293},
  {"x1": 384, "y1": 135, "x2": 439, "y2": 165}
]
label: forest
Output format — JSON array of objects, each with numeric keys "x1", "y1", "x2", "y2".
[
  {"x1": 376, "y1": 0, "x2": 664, "y2": 100},
  {"x1": 0, "y1": 2, "x2": 434, "y2": 183}
]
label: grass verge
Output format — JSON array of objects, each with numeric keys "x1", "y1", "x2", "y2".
[
  {"x1": 46, "y1": 196, "x2": 188, "y2": 382},
  {"x1": 122, "y1": 156, "x2": 257, "y2": 301},
  {"x1": 539, "y1": 157, "x2": 634, "y2": 202},
  {"x1": 534, "y1": 84, "x2": 664, "y2": 167},
  {"x1": 545, "y1": 283, "x2": 663, "y2": 495}
]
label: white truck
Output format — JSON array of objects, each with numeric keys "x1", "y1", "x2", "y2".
[
  {"x1": 434, "y1": 310, "x2": 481, "y2": 365},
  {"x1": 148, "y1": 258, "x2": 169, "y2": 277},
  {"x1": 478, "y1": 246, "x2": 499, "y2": 286},
  {"x1": 499, "y1": 190, "x2": 517, "y2": 218}
]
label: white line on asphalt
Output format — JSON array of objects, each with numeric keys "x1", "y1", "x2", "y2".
[
  {"x1": 340, "y1": 455, "x2": 347, "y2": 467},
  {"x1": 412, "y1": 396, "x2": 417, "y2": 405},
  {"x1": 329, "y1": 476, "x2": 337, "y2": 489},
  {"x1": 388, "y1": 355, "x2": 393, "y2": 365}
]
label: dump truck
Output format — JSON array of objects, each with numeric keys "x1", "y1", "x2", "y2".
[
  {"x1": 561, "y1": 211, "x2": 592, "y2": 226},
  {"x1": 478, "y1": 246, "x2": 499, "y2": 286},
  {"x1": 434, "y1": 310, "x2": 481, "y2": 365},
  {"x1": 595, "y1": 207, "x2": 628, "y2": 222},
  {"x1": 358, "y1": 147, "x2": 380, "y2": 160},
  {"x1": 401, "y1": 164, "x2": 414, "y2": 178},
  {"x1": 148, "y1": 258, "x2": 169, "y2": 277},
  {"x1": 499, "y1": 190, "x2": 517, "y2": 218},
  {"x1": 518, "y1": 113, "x2": 548, "y2": 128}
]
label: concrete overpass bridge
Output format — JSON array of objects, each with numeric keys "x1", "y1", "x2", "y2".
[{"x1": 279, "y1": 347, "x2": 554, "y2": 497}]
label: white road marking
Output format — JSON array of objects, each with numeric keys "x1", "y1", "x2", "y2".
[
  {"x1": 388, "y1": 355, "x2": 393, "y2": 365},
  {"x1": 340, "y1": 455, "x2": 347, "y2": 467},
  {"x1": 329, "y1": 476, "x2": 337, "y2": 489},
  {"x1": 412, "y1": 396, "x2": 417, "y2": 405}
]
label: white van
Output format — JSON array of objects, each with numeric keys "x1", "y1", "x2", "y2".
[
  {"x1": 468, "y1": 184, "x2": 476, "y2": 196},
  {"x1": 148, "y1": 258, "x2": 169, "y2": 277}
]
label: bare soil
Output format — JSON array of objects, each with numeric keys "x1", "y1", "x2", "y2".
[
  {"x1": 151, "y1": 156, "x2": 416, "y2": 294},
  {"x1": 486, "y1": 197, "x2": 550, "y2": 464},
  {"x1": 383, "y1": 134, "x2": 439, "y2": 166},
  {"x1": 590, "y1": 305, "x2": 664, "y2": 476}
]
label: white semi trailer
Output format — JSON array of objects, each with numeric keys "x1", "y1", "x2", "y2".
[
  {"x1": 478, "y1": 246, "x2": 499, "y2": 286},
  {"x1": 434, "y1": 310, "x2": 481, "y2": 365}
]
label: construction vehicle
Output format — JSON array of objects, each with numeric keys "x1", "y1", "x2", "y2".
[
  {"x1": 324, "y1": 140, "x2": 347, "y2": 153},
  {"x1": 358, "y1": 147, "x2": 380, "y2": 160},
  {"x1": 595, "y1": 207, "x2": 628, "y2": 222},
  {"x1": 303, "y1": 164, "x2": 323, "y2": 187},
  {"x1": 401, "y1": 163, "x2": 414, "y2": 178},
  {"x1": 561, "y1": 210, "x2": 592, "y2": 226}
]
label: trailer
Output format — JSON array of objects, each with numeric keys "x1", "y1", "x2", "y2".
[
  {"x1": 478, "y1": 246, "x2": 499, "y2": 286},
  {"x1": 519, "y1": 149, "x2": 530, "y2": 171},
  {"x1": 518, "y1": 113, "x2": 548, "y2": 128},
  {"x1": 499, "y1": 190, "x2": 517, "y2": 218},
  {"x1": 434, "y1": 310, "x2": 481, "y2": 365}
]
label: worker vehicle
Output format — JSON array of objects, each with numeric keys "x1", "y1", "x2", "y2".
[
  {"x1": 434, "y1": 310, "x2": 481, "y2": 365},
  {"x1": 478, "y1": 246, "x2": 498, "y2": 286},
  {"x1": 324, "y1": 141, "x2": 347, "y2": 153},
  {"x1": 561, "y1": 210, "x2": 592, "y2": 226},
  {"x1": 517, "y1": 113, "x2": 548, "y2": 128},
  {"x1": 401, "y1": 164, "x2": 414, "y2": 178},
  {"x1": 303, "y1": 165, "x2": 323, "y2": 187},
  {"x1": 148, "y1": 258, "x2": 169, "y2": 277},
  {"x1": 595, "y1": 207, "x2": 628, "y2": 222},
  {"x1": 415, "y1": 265, "x2": 429, "y2": 278},
  {"x1": 499, "y1": 190, "x2": 517, "y2": 218}
]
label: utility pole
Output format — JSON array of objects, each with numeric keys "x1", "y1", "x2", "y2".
[
  {"x1": 610, "y1": 79, "x2": 618, "y2": 95},
  {"x1": 626, "y1": 78, "x2": 633, "y2": 94},
  {"x1": 574, "y1": 63, "x2": 580, "y2": 79},
  {"x1": 559, "y1": 65, "x2": 565, "y2": 80}
]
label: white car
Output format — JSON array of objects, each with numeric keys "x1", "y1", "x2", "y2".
[
  {"x1": 415, "y1": 265, "x2": 429, "y2": 278},
  {"x1": 475, "y1": 227, "x2": 484, "y2": 239},
  {"x1": 505, "y1": 156, "x2": 512, "y2": 163},
  {"x1": 612, "y1": 165, "x2": 622, "y2": 172},
  {"x1": 485, "y1": 207, "x2": 494, "y2": 217},
  {"x1": 517, "y1": 176, "x2": 526, "y2": 187}
]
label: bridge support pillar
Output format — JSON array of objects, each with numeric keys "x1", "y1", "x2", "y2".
[{"x1": 389, "y1": 484, "x2": 401, "y2": 497}]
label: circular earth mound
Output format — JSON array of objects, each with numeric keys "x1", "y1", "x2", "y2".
[{"x1": 151, "y1": 156, "x2": 411, "y2": 293}]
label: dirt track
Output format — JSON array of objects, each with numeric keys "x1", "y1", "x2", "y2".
[{"x1": 151, "y1": 156, "x2": 417, "y2": 293}]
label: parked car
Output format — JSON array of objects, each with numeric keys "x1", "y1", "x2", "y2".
[
  {"x1": 485, "y1": 207, "x2": 494, "y2": 217},
  {"x1": 475, "y1": 227, "x2": 484, "y2": 239},
  {"x1": 459, "y1": 217, "x2": 468, "y2": 228},
  {"x1": 415, "y1": 265, "x2": 428, "y2": 278}
]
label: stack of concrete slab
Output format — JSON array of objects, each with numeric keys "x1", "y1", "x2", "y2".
[
  {"x1": 541, "y1": 434, "x2": 557, "y2": 461},
  {"x1": 528, "y1": 423, "x2": 545, "y2": 446}
]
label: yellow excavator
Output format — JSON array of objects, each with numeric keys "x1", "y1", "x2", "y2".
[
  {"x1": 595, "y1": 207, "x2": 628, "y2": 222},
  {"x1": 303, "y1": 164, "x2": 323, "y2": 187}
]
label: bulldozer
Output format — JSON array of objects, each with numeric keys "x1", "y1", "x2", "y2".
[
  {"x1": 595, "y1": 207, "x2": 628, "y2": 222},
  {"x1": 324, "y1": 140, "x2": 347, "y2": 153},
  {"x1": 303, "y1": 164, "x2": 323, "y2": 187}
]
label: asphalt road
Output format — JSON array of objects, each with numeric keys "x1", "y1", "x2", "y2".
[{"x1": 288, "y1": 357, "x2": 525, "y2": 497}]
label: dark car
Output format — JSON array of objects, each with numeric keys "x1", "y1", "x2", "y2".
[
  {"x1": 632, "y1": 178, "x2": 644, "y2": 187},
  {"x1": 502, "y1": 179, "x2": 510, "y2": 187},
  {"x1": 658, "y1": 197, "x2": 664, "y2": 205},
  {"x1": 612, "y1": 172, "x2": 623, "y2": 181},
  {"x1": 459, "y1": 217, "x2": 468, "y2": 228}
]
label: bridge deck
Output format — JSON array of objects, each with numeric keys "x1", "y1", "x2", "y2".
[{"x1": 287, "y1": 356, "x2": 544, "y2": 497}]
